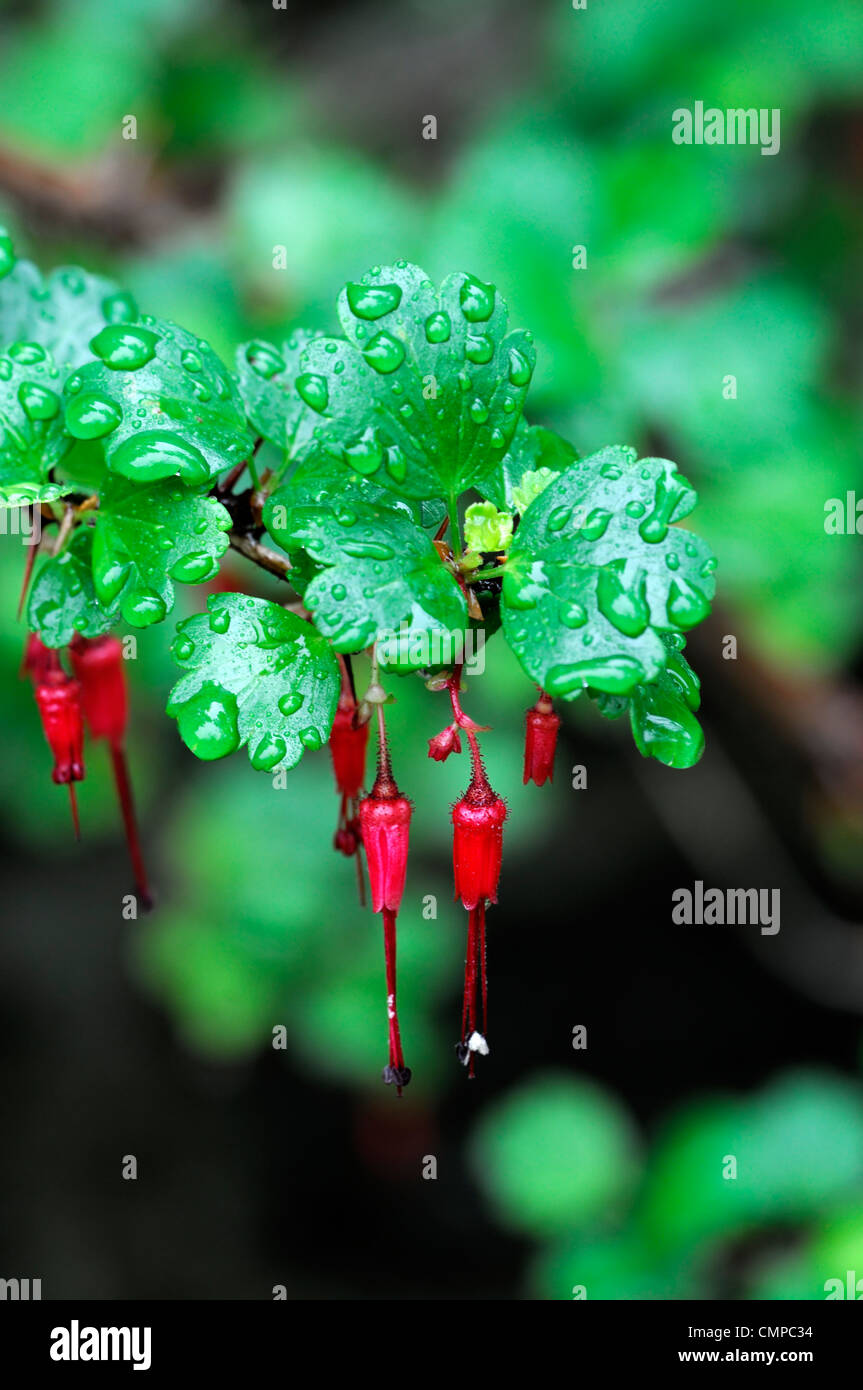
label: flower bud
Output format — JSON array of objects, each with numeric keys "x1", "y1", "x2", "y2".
[
  {"x1": 427, "y1": 722, "x2": 461, "y2": 763},
  {"x1": 523, "y1": 693, "x2": 560, "y2": 787}
]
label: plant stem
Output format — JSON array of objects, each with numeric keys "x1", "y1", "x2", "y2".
[
  {"x1": 448, "y1": 489, "x2": 463, "y2": 559},
  {"x1": 227, "y1": 532, "x2": 292, "y2": 581}
]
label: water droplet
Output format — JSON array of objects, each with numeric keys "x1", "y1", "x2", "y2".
[
  {"x1": 508, "y1": 347, "x2": 532, "y2": 387},
  {"x1": 172, "y1": 635, "x2": 196, "y2": 661},
  {"x1": 362, "y1": 331, "x2": 405, "y2": 374},
  {"x1": 250, "y1": 733, "x2": 287, "y2": 771},
  {"x1": 459, "y1": 275, "x2": 496, "y2": 322},
  {"x1": 245, "y1": 342, "x2": 285, "y2": 380},
  {"x1": 600, "y1": 463, "x2": 622, "y2": 480},
  {"x1": 170, "y1": 551, "x2": 217, "y2": 584},
  {"x1": 300, "y1": 727, "x2": 322, "y2": 750},
  {"x1": 278, "y1": 691, "x2": 304, "y2": 716},
  {"x1": 174, "y1": 683, "x2": 240, "y2": 759},
  {"x1": 9, "y1": 342, "x2": 46, "y2": 365},
  {"x1": 101, "y1": 290, "x2": 138, "y2": 324},
  {"x1": 65, "y1": 391, "x2": 123, "y2": 440},
  {"x1": 469, "y1": 399, "x2": 489, "y2": 424},
  {"x1": 342, "y1": 539, "x2": 394, "y2": 560},
  {"x1": 465, "y1": 334, "x2": 494, "y2": 365},
  {"x1": 90, "y1": 324, "x2": 159, "y2": 370},
  {"x1": 667, "y1": 577, "x2": 710, "y2": 630},
  {"x1": 344, "y1": 429, "x2": 384, "y2": 475},
  {"x1": 545, "y1": 656, "x2": 646, "y2": 697},
  {"x1": 126, "y1": 588, "x2": 168, "y2": 627},
  {"x1": 385, "y1": 448, "x2": 407, "y2": 483},
  {"x1": 109, "y1": 431, "x2": 211, "y2": 484},
  {"x1": 581, "y1": 508, "x2": 612, "y2": 541},
  {"x1": 207, "y1": 607, "x2": 230, "y2": 635},
  {"x1": 296, "y1": 372, "x2": 329, "y2": 412},
  {"x1": 625, "y1": 500, "x2": 646, "y2": 518},
  {"x1": 559, "y1": 602, "x2": 587, "y2": 628},
  {"x1": 596, "y1": 566, "x2": 650, "y2": 637},
  {"x1": 181, "y1": 350, "x2": 202, "y2": 373},
  {"x1": 638, "y1": 471, "x2": 693, "y2": 543},
  {"x1": 331, "y1": 583, "x2": 347, "y2": 601},
  {"x1": 665, "y1": 552, "x2": 680, "y2": 571},
  {"x1": 425, "y1": 311, "x2": 451, "y2": 343},
  {"x1": 547, "y1": 505, "x2": 571, "y2": 533},
  {"x1": 18, "y1": 381, "x2": 60, "y2": 421},
  {"x1": 346, "y1": 281, "x2": 403, "y2": 320},
  {"x1": 490, "y1": 427, "x2": 505, "y2": 448}
]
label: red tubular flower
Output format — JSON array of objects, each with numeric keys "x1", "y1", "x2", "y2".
[
  {"x1": 329, "y1": 694, "x2": 369, "y2": 805},
  {"x1": 523, "y1": 692, "x2": 560, "y2": 787},
  {"x1": 34, "y1": 672, "x2": 85, "y2": 836},
  {"x1": 359, "y1": 716, "x2": 412, "y2": 1093},
  {"x1": 452, "y1": 734, "x2": 506, "y2": 1076},
  {"x1": 22, "y1": 632, "x2": 62, "y2": 685},
  {"x1": 329, "y1": 692, "x2": 370, "y2": 905},
  {"x1": 69, "y1": 635, "x2": 128, "y2": 745},
  {"x1": 69, "y1": 635, "x2": 151, "y2": 909}
]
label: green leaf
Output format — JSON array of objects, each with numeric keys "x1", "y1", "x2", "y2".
[
  {"x1": 464, "y1": 500, "x2": 513, "y2": 553},
  {"x1": 0, "y1": 236, "x2": 138, "y2": 379},
  {"x1": 292, "y1": 261, "x2": 536, "y2": 502},
  {"x1": 265, "y1": 475, "x2": 467, "y2": 669},
  {"x1": 0, "y1": 341, "x2": 69, "y2": 503},
  {"x1": 501, "y1": 445, "x2": 716, "y2": 697},
  {"x1": 167, "y1": 594, "x2": 339, "y2": 770},
  {"x1": 92, "y1": 475, "x2": 231, "y2": 627},
  {"x1": 480, "y1": 420, "x2": 577, "y2": 511},
  {"x1": 27, "y1": 528, "x2": 119, "y2": 647},
  {"x1": 64, "y1": 315, "x2": 253, "y2": 484},
  {"x1": 588, "y1": 635, "x2": 704, "y2": 767},
  {"x1": 235, "y1": 332, "x2": 321, "y2": 458},
  {"x1": 628, "y1": 637, "x2": 704, "y2": 768}
]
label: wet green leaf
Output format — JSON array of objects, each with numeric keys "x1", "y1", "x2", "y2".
[
  {"x1": 92, "y1": 474, "x2": 231, "y2": 627},
  {"x1": 235, "y1": 331, "x2": 321, "y2": 458},
  {"x1": 27, "y1": 528, "x2": 119, "y2": 647},
  {"x1": 65, "y1": 315, "x2": 253, "y2": 484},
  {"x1": 501, "y1": 446, "x2": 715, "y2": 697},
  {"x1": 167, "y1": 593, "x2": 339, "y2": 770},
  {"x1": 292, "y1": 261, "x2": 535, "y2": 503},
  {"x1": 0, "y1": 341, "x2": 69, "y2": 503}
]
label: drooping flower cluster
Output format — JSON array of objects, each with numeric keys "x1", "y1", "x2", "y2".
[{"x1": 23, "y1": 633, "x2": 150, "y2": 906}]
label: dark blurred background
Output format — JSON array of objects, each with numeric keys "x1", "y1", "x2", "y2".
[{"x1": 2, "y1": 0, "x2": 863, "y2": 1300}]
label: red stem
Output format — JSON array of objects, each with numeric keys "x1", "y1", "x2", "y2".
[
  {"x1": 68, "y1": 783, "x2": 80, "y2": 841},
  {"x1": 110, "y1": 740, "x2": 152, "y2": 910},
  {"x1": 17, "y1": 538, "x2": 38, "y2": 621}
]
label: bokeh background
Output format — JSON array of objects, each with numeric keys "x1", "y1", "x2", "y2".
[{"x1": 2, "y1": 0, "x2": 863, "y2": 1300}]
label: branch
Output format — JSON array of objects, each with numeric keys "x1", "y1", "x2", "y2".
[{"x1": 228, "y1": 531, "x2": 292, "y2": 581}]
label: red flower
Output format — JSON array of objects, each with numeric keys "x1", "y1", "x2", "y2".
[
  {"x1": 451, "y1": 738, "x2": 506, "y2": 1076},
  {"x1": 22, "y1": 632, "x2": 61, "y2": 685},
  {"x1": 69, "y1": 635, "x2": 128, "y2": 746},
  {"x1": 34, "y1": 672, "x2": 85, "y2": 837},
  {"x1": 359, "y1": 724, "x2": 412, "y2": 1093},
  {"x1": 523, "y1": 692, "x2": 560, "y2": 787},
  {"x1": 329, "y1": 694, "x2": 369, "y2": 804},
  {"x1": 34, "y1": 674, "x2": 85, "y2": 785},
  {"x1": 69, "y1": 635, "x2": 151, "y2": 908},
  {"x1": 452, "y1": 769, "x2": 507, "y2": 911}
]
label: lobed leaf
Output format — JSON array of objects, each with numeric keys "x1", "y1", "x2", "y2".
[
  {"x1": 288, "y1": 261, "x2": 536, "y2": 503},
  {"x1": 92, "y1": 475, "x2": 231, "y2": 628},
  {"x1": 27, "y1": 528, "x2": 119, "y2": 648},
  {"x1": 501, "y1": 445, "x2": 716, "y2": 697},
  {"x1": 0, "y1": 341, "x2": 69, "y2": 504},
  {"x1": 64, "y1": 315, "x2": 253, "y2": 485},
  {"x1": 167, "y1": 594, "x2": 340, "y2": 770}
]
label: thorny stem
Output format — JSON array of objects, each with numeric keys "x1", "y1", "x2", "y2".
[
  {"x1": 17, "y1": 530, "x2": 38, "y2": 620},
  {"x1": 448, "y1": 489, "x2": 463, "y2": 560}
]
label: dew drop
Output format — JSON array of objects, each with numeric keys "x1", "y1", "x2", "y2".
[
  {"x1": 346, "y1": 281, "x2": 402, "y2": 320},
  {"x1": 459, "y1": 275, "x2": 496, "y2": 322},
  {"x1": 90, "y1": 324, "x2": 159, "y2": 371},
  {"x1": 362, "y1": 331, "x2": 405, "y2": 374}
]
